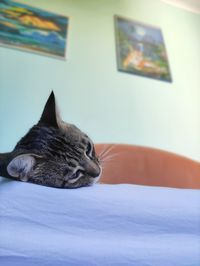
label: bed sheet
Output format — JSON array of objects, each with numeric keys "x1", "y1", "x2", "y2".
[{"x1": 0, "y1": 177, "x2": 200, "y2": 266}]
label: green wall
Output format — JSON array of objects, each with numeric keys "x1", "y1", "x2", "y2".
[{"x1": 0, "y1": 0, "x2": 200, "y2": 160}]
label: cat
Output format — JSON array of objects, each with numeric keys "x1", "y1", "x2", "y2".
[{"x1": 0, "y1": 92, "x2": 101, "y2": 188}]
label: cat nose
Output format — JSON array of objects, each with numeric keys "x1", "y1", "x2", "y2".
[
  {"x1": 84, "y1": 161, "x2": 101, "y2": 178},
  {"x1": 91, "y1": 165, "x2": 101, "y2": 178}
]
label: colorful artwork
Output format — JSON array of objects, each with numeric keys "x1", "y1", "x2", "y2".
[
  {"x1": 0, "y1": 0, "x2": 69, "y2": 59},
  {"x1": 115, "y1": 16, "x2": 172, "y2": 82}
]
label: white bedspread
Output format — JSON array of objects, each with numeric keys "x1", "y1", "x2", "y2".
[{"x1": 0, "y1": 177, "x2": 200, "y2": 266}]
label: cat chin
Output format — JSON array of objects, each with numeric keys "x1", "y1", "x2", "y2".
[
  {"x1": 89, "y1": 168, "x2": 102, "y2": 185},
  {"x1": 90, "y1": 177, "x2": 100, "y2": 185},
  {"x1": 67, "y1": 176, "x2": 81, "y2": 184},
  {"x1": 20, "y1": 176, "x2": 29, "y2": 182}
]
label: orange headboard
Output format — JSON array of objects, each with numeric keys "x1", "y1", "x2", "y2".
[{"x1": 95, "y1": 144, "x2": 200, "y2": 189}]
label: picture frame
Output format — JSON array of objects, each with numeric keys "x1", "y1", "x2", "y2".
[
  {"x1": 115, "y1": 15, "x2": 172, "y2": 82},
  {"x1": 0, "y1": 0, "x2": 69, "y2": 59}
]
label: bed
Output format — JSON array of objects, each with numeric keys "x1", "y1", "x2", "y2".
[{"x1": 0, "y1": 144, "x2": 200, "y2": 266}]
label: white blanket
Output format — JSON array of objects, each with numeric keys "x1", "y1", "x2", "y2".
[{"x1": 0, "y1": 177, "x2": 200, "y2": 266}]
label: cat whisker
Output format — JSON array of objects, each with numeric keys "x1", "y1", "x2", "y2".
[
  {"x1": 100, "y1": 152, "x2": 120, "y2": 164},
  {"x1": 98, "y1": 144, "x2": 110, "y2": 156},
  {"x1": 98, "y1": 145, "x2": 115, "y2": 160},
  {"x1": 98, "y1": 144, "x2": 114, "y2": 158},
  {"x1": 102, "y1": 151, "x2": 119, "y2": 160}
]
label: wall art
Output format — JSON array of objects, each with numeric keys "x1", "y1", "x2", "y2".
[
  {"x1": 0, "y1": 0, "x2": 69, "y2": 59},
  {"x1": 115, "y1": 16, "x2": 172, "y2": 82}
]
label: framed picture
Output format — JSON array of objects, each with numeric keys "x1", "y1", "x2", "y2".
[
  {"x1": 0, "y1": 0, "x2": 69, "y2": 59},
  {"x1": 115, "y1": 16, "x2": 172, "y2": 82}
]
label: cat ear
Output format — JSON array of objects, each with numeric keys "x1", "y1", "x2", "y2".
[
  {"x1": 38, "y1": 91, "x2": 59, "y2": 128},
  {"x1": 7, "y1": 154, "x2": 36, "y2": 181}
]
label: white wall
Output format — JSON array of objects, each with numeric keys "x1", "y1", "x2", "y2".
[{"x1": 0, "y1": 0, "x2": 200, "y2": 160}]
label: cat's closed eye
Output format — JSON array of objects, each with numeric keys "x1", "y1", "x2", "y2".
[{"x1": 86, "y1": 142, "x2": 93, "y2": 158}]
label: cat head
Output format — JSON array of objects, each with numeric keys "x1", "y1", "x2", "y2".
[{"x1": 0, "y1": 92, "x2": 101, "y2": 188}]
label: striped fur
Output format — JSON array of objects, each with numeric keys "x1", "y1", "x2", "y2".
[{"x1": 2, "y1": 92, "x2": 101, "y2": 188}]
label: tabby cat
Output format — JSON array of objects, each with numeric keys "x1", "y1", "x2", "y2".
[{"x1": 0, "y1": 92, "x2": 101, "y2": 188}]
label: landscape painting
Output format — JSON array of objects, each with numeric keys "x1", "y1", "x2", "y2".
[
  {"x1": 0, "y1": 0, "x2": 69, "y2": 59},
  {"x1": 115, "y1": 16, "x2": 172, "y2": 82}
]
